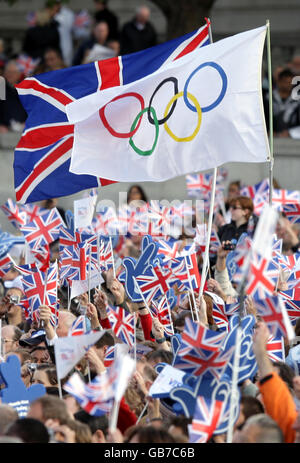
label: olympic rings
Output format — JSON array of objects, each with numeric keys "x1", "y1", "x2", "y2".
[
  {"x1": 163, "y1": 91, "x2": 202, "y2": 142},
  {"x1": 147, "y1": 77, "x2": 179, "y2": 125},
  {"x1": 99, "y1": 61, "x2": 228, "y2": 156},
  {"x1": 129, "y1": 107, "x2": 159, "y2": 156},
  {"x1": 99, "y1": 92, "x2": 145, "y2": 138},
  {"x1": 183, "y1": 61, "x2": 227, "y2": 113}
]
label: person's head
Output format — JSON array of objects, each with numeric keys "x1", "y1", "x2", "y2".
[
  {"x1": 229, "y1": 196, "x2": 254, "y2": 225},
  {"x1": 56, "y1": 310, "x2": 77, "y2": 337},
  {"x1": 4, "y1": 60, "x2": 22, "y2": 86},
  {"x1": 127, "y1": 185, "x2": 148, "y2": 204},
  {"x1": 41, "y1": 198, "x2": 58, "y2": 209},
  {"x1": 44, "y1": 47, "x2": 64, "y2": 71},
  {"x1": 290, "y1": 55, "x2": 300, "y2": 74},
  {"x1": 146, "y1": 349, "x2": 173, "y2": 367},
  {"x1": 74, "y1": 410, "x2": 109, "y2": 443},
  {"x1": 174, "y1": 310, "x2": 192, "y2": 334},
  {"x1": 126, "y1": 425, "x2": 175, "y2": 443},
  {"x1": 93, "y1": 21, "x2": 109, "y2": 44},
  {"x1": 30, "y1": 346, "x2": 51, "y2": 364},
  {"x1": 31, "y1": 364, "x2": 58, "y2": 388},
  {"x1": 94, "y1": 330, "x2": 115, "y2": 362},
  {"x1": 167, "y1": 415, "x2": 192, "y2": 440},
  {"x1": 1, "y1": 325, "x2": 22, "y2": 354},
  {"x1": 233, "y1": 413, "x2": 284, "y2": 443},
  {"x1": 27, "y1": 395, "x2": 71, "y2": 425},
  {"x1": 276, "y1": 68, "x2": 295, "y2": 95},
  {"x1": 135, "y1": 6, "x2": 151, "y2": 25},
  {"x1": 235, "y1": 396, "x2": 264, "y2": 431},
  {"x1": 66, "y1": 419, "x2": 92, "y2": 443},
  {"x1": 4, "y1": 288, "x2": 24, "y2": 322},
  {"x1": 273, "y1": 361, "x2": 295, "y2": 392},
  {"x1": 5, "y1": 418, "x2": 49, "y2": 443},
  {"x1": 94, "y1": 0, "x2": 108, "y2": 10},
  {"x1": 6, "y1": 348, "x2": 32, "y2": 365},
  {"x1": 226, "y1": 181, "x2": 240, "y2": 202},
  {"x1": 0, "y1": 405, "x2": 18, "y2": 435}
]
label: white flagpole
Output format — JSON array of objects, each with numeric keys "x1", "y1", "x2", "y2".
[
  {"x1": 184, "y1": 255, "x2": 199, "y2": 322},
  {"x1": 226, "y1": 324, "x2": 242, "y2": 443},
  {"x1": 198, "y1": 19, "x2": 218, "y2": 300},
  {"x1": 109, "y1": 399, "x2": 121, "y2": 432},
  {"x1": 87, "y1": 244, "x2": 91, "y2": 304},
  {"x1": 137, "y1": 401, "x2": 149, "y2": 423},
  {"x1": 109, "y1": 237, "x2": 116, "y2": 278},
  {"x1": 266, "y1": 19, "x2": 274, "y2": 205}
]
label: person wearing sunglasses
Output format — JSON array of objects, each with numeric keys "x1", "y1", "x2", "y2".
[{"x1": 218, "y1": 196, "x2": 256, "y2": 243}]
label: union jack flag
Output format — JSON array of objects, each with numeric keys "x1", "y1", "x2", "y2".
[
  {"x1": 117, "y1": 205, "x2": 148, "y2": 236},
  {"x1": 63, "y1": 372, "x2": 113, "y2": 416},
  {"x1": 272, "y1": 189, "x2": 300, "y2": 210},
  {"x1": 20, "y1": 204, "x2": 49, "y2": 223},
  {"x1": 0, "y1": 254, "x2": 15, "y2": 278},
  {"x1": 67, "y1": 242, "x2": 93, "y2": 281},
  {"x1": 74, "y1": 10, "x2": 92, "y2": 29},
  {"x1": 16, "y1": 54, "x2": 40, "y2": 77},
  {"x1": 245, "y1": 251, "x2": 278, "y2": 301},
  {"x1": 14, "y1": 25, "x2": 210, "y2": 204},
  {"x1": 172, "y1": 253, "x2": 201, "y2": 292},
  {"x1": 177, "y1": 318, "x2": 231, "y2": 378},
  {"x1": 20, "y1": 208, "x2": 64, "y2": 249},
  {"x1": 255, "y1": 296, "x2": 290, "y2": 339},
  {"x1": 104, "y1": 345, "x2": 115, "y2": 368},
  {"x1": 189, "y1": 396, "x2": 225, "y2": 443},
  {"x1": 99, "y1": 239, "x2": 114, "y2": 271},
  {"x1": 282, "y1": 203, "x2": 300, "y2": 224},
  {"x1": 108, "y1": 306, "x2": 135, "y2": 347},
  {"x1": 279, "y1": 288, "x2": 300, "y2": 324},
  {"x1": 1, "y1": 199, "x2": 26, "y2": 229},
  {"x1": 224, "y1": 300, "x2": 240, "y2": 318},
  {"x1": 151, "y1": 295, "x2": 174, "y2": 337},
  {"x1": 211, "y1": 299, "x2": 229, "y2": 331},
  {"x1": 185, "y1": 173, "x2": 212, "y2": 198},
  {"x1": 135, "y1": 264, "x2": 172, "y2": 304},
  {"x1": 92, "y1": 207, "x2": 119, "y2": 235},
  {"x1": 156, "y1": 239, "x2": 180, "y2": 263},
  {"x1": 266, "y1": 334, "x2": 285, "y2": 363},
  {"x1": 69, "y1": 315, "x2": 88, "y2": 336},
  {"x1": 21, "y1": 262, "x2": 58, "y2": 327},
  {"x1": 240, "y1": 178, "x2": 269, "y2": 200}
]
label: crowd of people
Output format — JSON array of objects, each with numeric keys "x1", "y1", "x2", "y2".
[{"x1": 0, "y1": 177, "x2": 298, "y2": 445}]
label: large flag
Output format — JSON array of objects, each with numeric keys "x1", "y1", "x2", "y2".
[
  {"x1": 67, "y1": 26, "x2": 269, "y2": 182},
  {"x1": 14, "y1": 24, "x2": 210, "y2": 203}
]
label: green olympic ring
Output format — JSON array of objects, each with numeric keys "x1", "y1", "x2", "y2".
[{"x1": 129, "y1": 107, "x2": 159, "y2": 156}]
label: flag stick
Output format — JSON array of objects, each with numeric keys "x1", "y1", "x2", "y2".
[
  {"x1": 165, "y1": 297, "x2": 174, "y2": 335},
  {"x1": 198, "y1": 18, "x2": 218, "y2": 299},
  {"x1": 226, "y1": 290, "x2": 244, "y2": 443},
  {"x1": 109, "y1": 237, "x2": 116, "y2": 279},
  {"x1": 88, "y1": 244, "x2": 91, "y2": 304},
  {"x1": 58, "y1": 376, "x2": 63, "y2": 400},
  {"x1": 187, "y1": 291, "x2": 196, "y2": 322},
  {"x1": 184, "y1": 255, "x2": 199, "y2": 322},
  {"x1": 266, "y1": 20, "x2": 274, "y2": 206},
  {"x1": 109, "y1": 399, "x2": 120, "y2": 432},
  {"x1": 198, "y1": 168, "x2": 217, "y2": 299},
  {"x1": 134, "y1": 278, "x2": 154, "y2": 319},
  {"x1": 137, "y1": 400, "x2": 149, "y2": 423}
]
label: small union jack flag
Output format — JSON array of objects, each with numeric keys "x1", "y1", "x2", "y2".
[
  {"x1": 255, "y1": 296, "x2": 290, "y2": 339},
  {"x1": 156, "y1": 239, "x2": 180, "y2": 263},
  {"x1": 74, "y1": 10, "x2": 92, "y2": 29},
  {"x1": 108, "y1": 306, "x2": 135, "y2": 347},
  {"x1": 19, "y1": 203, "x2": 49, "y2": 224},
  {"x1": 104, "y1": 345, "x2": 115, "y2": 368},
  {"x1": 211, "y1": 299, "x2": 229, "y2": 331},
  {"x1": 16, "y1": 54, "x2": 40, "y2": 77},
  {"x1": 63, "y1": 372, "x2": 113, "y2": 416},
  {"x1": 282, "y1": 203, "x2": 300, "y2": 224},
  {"x1": 151, "y1": 295, "x2": 174, "y2": 337},
  {"x1": 22, "y1": 262, "x2": 58, "y2": 327},
  {"x1": 0, "y1": 254, "x2": 15, "y2": 278},
  {"x1": 189, "y1": 396, "x2": 225, "y2": 443},
  {"x1": 92, "y1": 207, "x2": 118, "y2": 235},
  {"x1": 135, "y1": 264, "x2": 172, "y2": 304},
  {"x1": 172, "y1": 253, "x2": 201, "y2": 292},
  {"x1": 186, "y1": 173, "x2": 212, "y2": 198},
  {"x1": 272, "y1": 189, "x2": 300, "y2": 210},
  {"x1": 279, "y1": 288, "x2": 300, "y2": 325},
  {"x1": 240, "y1": 178, "x2": 269, "y2": 200},
  {"x1": 245, "y1": 251, "x2": 278, "y2": 301},
  {"x1": 69, "y1": 315, "x2": 88, "y2": 336},
  {"x1": 20, "y1": 207, "x2": 64, "y2": 249},
  {"x1": 1, "y1": 199, "x2": 26, "y2": 229},
  {"x1": 266, "y1": 334, "x2": 285, "y2": 363},
  {"x1": 177, "y1": 318, "x2": 231, "y2": 378}
]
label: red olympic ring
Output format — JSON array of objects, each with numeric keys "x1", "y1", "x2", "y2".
[{"x1": 99, "y1": 92, "x2": 145, "y2": 139}]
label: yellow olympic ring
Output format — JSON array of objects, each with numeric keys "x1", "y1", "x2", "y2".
[{"x1": 163, "y1": 91, "x2": 202, "y2": 142}]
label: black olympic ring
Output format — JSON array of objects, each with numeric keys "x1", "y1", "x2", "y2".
[{"x1": 147, "y1": 77, "x2": 179, "y2": 125}]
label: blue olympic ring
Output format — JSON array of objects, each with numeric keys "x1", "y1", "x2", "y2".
[{"x1": 183, "y1": 61, "x2": 228, "y2": 113}]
